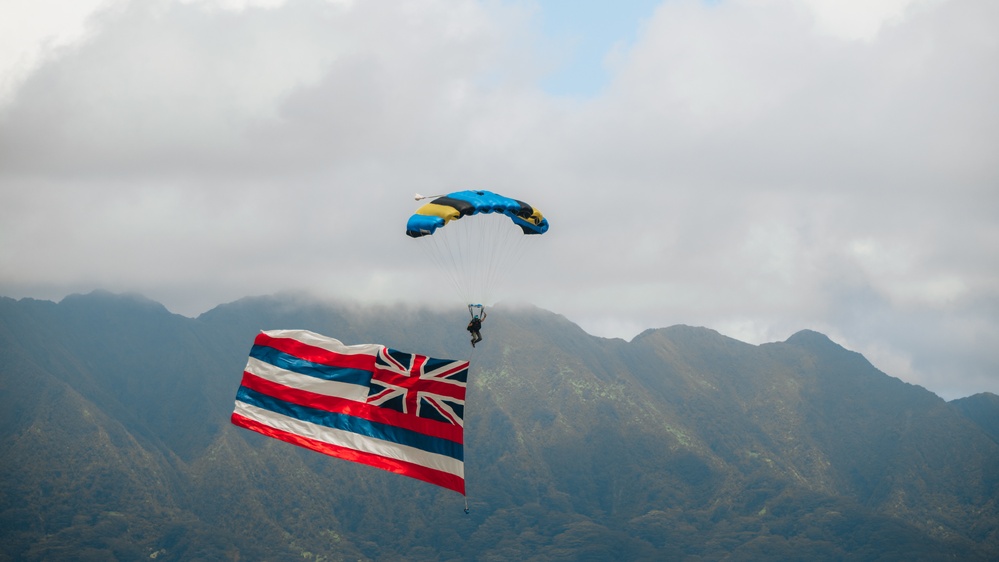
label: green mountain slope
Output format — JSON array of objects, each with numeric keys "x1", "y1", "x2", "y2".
[{"x1": 1, "y1": 292, "x2": 997, "y2": 560}]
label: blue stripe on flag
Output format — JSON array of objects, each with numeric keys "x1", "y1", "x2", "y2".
[
  {"x1": 250, "y1": 344, "x2": 372, "y2": 386},
  {"x1": 235, "y1": 386, "x2": 463, "y2": 461}
]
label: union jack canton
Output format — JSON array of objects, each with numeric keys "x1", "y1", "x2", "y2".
[{"x1": 370, "y1": 348, "x2": 468, "y2": 427}]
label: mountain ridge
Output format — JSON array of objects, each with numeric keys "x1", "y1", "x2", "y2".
[{"x1": 1, "y1": 290, "x2": 997, "y2": 560}]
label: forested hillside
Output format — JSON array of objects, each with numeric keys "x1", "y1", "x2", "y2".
[{"x1": 1, "y1": 291, "x2": 997, "y2": 561}]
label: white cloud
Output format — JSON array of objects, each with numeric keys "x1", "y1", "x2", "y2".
[
  {"x1": 798, "y1": 0, "x2": 942, "y2": 40},
  {"x1": 0, "y1": 0, "x2": 115, "y2": 101},
  {"x1": 0, "y1": 0, "x2": 997, "y2": 400}
]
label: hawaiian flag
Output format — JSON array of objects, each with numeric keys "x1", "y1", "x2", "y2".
[{"x1": 231, "y1": 329, "x2": 469, "y2": 494}]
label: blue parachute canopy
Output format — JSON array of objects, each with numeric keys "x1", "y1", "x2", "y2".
[{"x1": 406, "y1": 190, "x2": 549, "y2": 238}]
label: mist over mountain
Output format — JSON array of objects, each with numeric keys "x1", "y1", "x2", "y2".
[{"x1": 1, "y1": 291, "x2": 997, "y2": 561}]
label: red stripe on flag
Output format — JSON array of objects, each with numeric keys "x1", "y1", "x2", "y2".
[
  {"x1": 240, "y1": 372, "x2": 464, "y2": 443},
  {"x1": 255, "y1": 332, "x2": 377, "y2": 371},
  {"x1": 231, "y1": 412, "x2": 465, "y2": 495}
]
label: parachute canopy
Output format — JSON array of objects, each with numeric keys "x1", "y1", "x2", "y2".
[
  {"x1": 406, "y1": 190, "x2": 549, "y2": 238},
  {"x1": 406, "y1": 190, "x2": 550, "y2": 305}
]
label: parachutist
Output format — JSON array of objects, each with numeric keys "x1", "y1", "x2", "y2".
[{"x1": 467, "y1": 309, "x2": 486, "y2": 347}]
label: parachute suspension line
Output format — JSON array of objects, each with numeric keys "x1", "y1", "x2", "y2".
[
  {"x1": 468, "y1": 216, "x2": 492, "y2": 304},
  {"x1": 419, "y1": 213, "x2": 519, "y2": 305},
  {"x1": 449, "y1": 216, "x2": 481, "y2": 304},
  {"x1": 473, "y1": 213, "x2": 533, "y2": 305},
  {"x1": 482, "y1": 216, "x2": 509, "y2": 305},
  {"x1": 464, "y1": 213, "x2": 529, "y2": 306},
  {"x1": 468, "y1": 303, "x2": 484, "y2": 318},
  {"x1": 420, "y1": 228, "x2": 467, "y2": 302},
  {"x1": 464, "y1": 496, "x2": 470, "y2": 514},
  {"x1": 412, "y1": 203, "x2": 543, "y2": 306}
]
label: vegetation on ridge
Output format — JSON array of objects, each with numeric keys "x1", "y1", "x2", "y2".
[{"x1": 1, "y1": 292, "x2": 997, "y2": 560}]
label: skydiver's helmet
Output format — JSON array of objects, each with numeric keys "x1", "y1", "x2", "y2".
[{"x1": 473, "y1": 316, "x2": 479, "y2": 320}]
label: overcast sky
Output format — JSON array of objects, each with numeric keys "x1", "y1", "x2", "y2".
[{"x1": 1, "y1": 0, "x2": 996, "y2": 400}]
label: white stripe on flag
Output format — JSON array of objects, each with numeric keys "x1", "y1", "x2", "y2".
[
  {"x1": 262, "y1": 329, "x2": 383, "y2": 356},
  {"x1": 244, "y1": 357, "x2": 369, "y2": 402},
  {"x1": 233, "y1": 400, "x2": 464, "y2": 478}
]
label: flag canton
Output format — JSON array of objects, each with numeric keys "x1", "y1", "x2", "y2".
[{"x1": 368, "y1": 347, "x2": 468, "y2": 426}]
